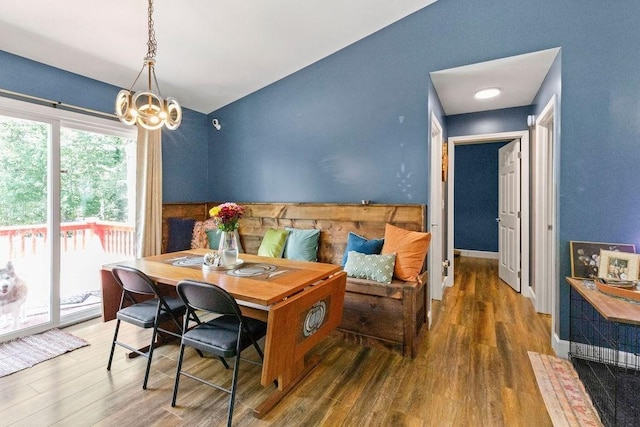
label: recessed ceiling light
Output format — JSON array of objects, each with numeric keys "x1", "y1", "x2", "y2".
[{"x1": 474, "y1": 88, "x2": 501, "y2": 99}]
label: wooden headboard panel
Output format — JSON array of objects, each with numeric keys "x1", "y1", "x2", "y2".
[{"x1": 162, "y1": 202, "x2": 427, "y2": 265}]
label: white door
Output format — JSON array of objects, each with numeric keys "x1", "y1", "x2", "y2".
[
  {"x1": 498, "y1": 139, "x2": 521, "y2": 292},
  {"x1": 429, "y1": 113, "x2": 443, "y2": 306}
]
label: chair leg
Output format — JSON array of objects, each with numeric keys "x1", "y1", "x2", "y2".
[
  {"x1": 143, "y1": 326, "x2": 159, "y2": 390},
  {"x1": 171, "y1": 343, "x2": 186, "y2": 407},
  {"x1": 219, "y1": 356, "x2": 230, "y2": 369},
  {"x1": 227, "y1": 354, "x2": 241, "y2": 427},
  {"x1": 107, "y1": 319, "x2": 121, "y2": 371}
]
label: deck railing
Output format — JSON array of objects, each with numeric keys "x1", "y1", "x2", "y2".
[{"x1": 0, "y1": 220, "x2": 135, "y2": 259}]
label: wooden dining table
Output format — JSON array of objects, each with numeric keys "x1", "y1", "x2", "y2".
[{"x1": 101, "y1": 248, "x2": 347, "y2": 417}]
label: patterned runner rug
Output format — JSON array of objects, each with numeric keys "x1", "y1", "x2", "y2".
[
  {"x1": 528, "y1": 351, "x2": 602, "y2": 426},
  {"x1": 0, "y1": 328, "x2": 89, "y2": 377}
]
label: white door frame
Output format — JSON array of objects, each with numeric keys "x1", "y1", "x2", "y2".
[
  {"x1": 429, "y1": 112, "x2": 444, "y2": 305},
  {"x1": 444, "y1": 130, "x2": 530, "y2": 297},
  {"x1": 533, "y1": 95, "x2": 558, "y2": 319}
]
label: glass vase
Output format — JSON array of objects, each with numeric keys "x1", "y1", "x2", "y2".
[{"x1": 218, "y1": 230, "x2": 239, "y2": 266}]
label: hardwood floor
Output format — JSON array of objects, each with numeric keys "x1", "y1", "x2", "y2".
[{"x1": 0, "y1": 256, "x2": 555, "y2": 426}]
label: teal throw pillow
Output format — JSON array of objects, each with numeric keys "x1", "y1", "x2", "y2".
[
  {"x1": 344, "y1": 251, "x2": 396, "y2": 284},
  {"x1": 341, "y1": 232, "x2": 384, "y2": 266},
  {"x1": 257, "y1": 228, "x2": 289, "y2": 258},
  {"x1": 284, "y1": 227, "x2": 321, "y2": 261},
  {"x1": 206, "y1": 229, "x2": 244, "y2": 252},
  {"x1": 206, "y1": 229, "x2": 222, "y2": 249}
]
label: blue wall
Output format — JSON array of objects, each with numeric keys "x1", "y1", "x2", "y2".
[
  {"x1": 454, "y1": 141, "x2": 508, "y2": 252},
  {"x1": 0, "y1": 50, "x2": 210, "y2": 203},
  {"x1": 448, "y1": 106, "x2": 533, "y2": 137},
  {"x1": 447, "y1": 106, "x2": 531, "y2": 253},
  {"x1": 208, "y1": 0, "x2": 640, "y2": 341}
]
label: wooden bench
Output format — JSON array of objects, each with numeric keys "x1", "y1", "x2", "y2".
[{"x1": 162, "y1": 202, "x2": 430, "y2": 357}]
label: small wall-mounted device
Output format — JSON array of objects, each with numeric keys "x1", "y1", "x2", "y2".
[
  {"x1": 212, "y1": 118, "x2": 221, "y2": 130},
  {"x1": 527, "y1": 114, "x2": 536, "y2": 127}
]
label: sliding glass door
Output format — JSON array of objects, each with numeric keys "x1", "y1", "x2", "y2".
[
  {"x1": 0, "y1": 114, "x2": 53, "y2": 338},
  {"x1": 59, "y1": 126, "x2": 136, "y2": 323},
  {"x1": 0, "y1": 98, "x2": 136, "y2": 341}
]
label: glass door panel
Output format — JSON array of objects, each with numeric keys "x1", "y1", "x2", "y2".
[
  {"x1": 59, "y1": 127, "x2": 135, "y2": 322},
  {"x1": 0, "y1": 115, "x2": 52, "y2": 339}
]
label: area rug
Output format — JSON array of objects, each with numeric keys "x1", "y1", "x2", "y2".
[
  {"x1": 528, "y1": 351, "x2": 602, "y2": 426},
  {"x1": 0, "y1": 328, "x2": 89, "y2": 377}
]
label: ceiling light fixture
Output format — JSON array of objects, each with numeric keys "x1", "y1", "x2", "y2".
[
  {"x1": 115, "y1": 0, "x2": 181, "y2": 130},
  {"x1": 474, "y1": 88, "x2": 501, "y2": 100}
]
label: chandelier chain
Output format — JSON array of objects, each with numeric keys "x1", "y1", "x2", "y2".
[{"x1": 146, "y1": 0, "x2": 157, "y2": 59}]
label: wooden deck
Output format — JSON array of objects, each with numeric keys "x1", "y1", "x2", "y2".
[{"x1": 0, "y1": 256, "x2": 555, "y2": 426}]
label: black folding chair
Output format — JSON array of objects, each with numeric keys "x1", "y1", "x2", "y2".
[
  {"x1": 107, "y1": 265, "x2": 186, "y2": 389},
  {"x1": 171, "y1": 279, "x2": 267, "y2": 427}
]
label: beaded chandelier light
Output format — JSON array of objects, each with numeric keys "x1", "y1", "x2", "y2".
[{"x1": 115, "y1": 0, "x2": 182, "y2": 130}]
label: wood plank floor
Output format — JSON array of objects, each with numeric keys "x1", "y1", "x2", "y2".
[{"x1": 0, "y1": 256, "x2": 555, "y2": 426}]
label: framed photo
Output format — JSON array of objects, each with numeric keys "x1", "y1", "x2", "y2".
[
  {"x1": 569, "y1": 241, "x2": 636, "y2": 279},
  {"x1": 598, "y1": 250, "x2": 639, "y2": 281}
]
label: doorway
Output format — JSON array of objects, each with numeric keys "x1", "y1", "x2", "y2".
[
  {"x1": 443, "y1": 130, "x2": 531, "y2": 298},
  {"x1": 532, "y1": 95, "x2": 557, "y2": 317},
  {"x1": 429, "y1": 112, "x2": 444, "y2": 307}
]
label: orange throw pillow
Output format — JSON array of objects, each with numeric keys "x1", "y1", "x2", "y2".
[{"x1": 381, "y1": 223, "x2": 431, "y2": 281}]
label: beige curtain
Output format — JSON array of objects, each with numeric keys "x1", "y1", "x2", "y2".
[{"x1": 135, "y1": 127, "x2": 163, "y2": 258}]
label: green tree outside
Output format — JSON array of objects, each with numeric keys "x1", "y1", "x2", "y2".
[{"x1": 0, "y1": 116, "x2": 134, "y2": 227}]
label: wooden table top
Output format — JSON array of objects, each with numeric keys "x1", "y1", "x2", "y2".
[
  {"x1": 566, "y1": 277, "x2": 640, "y2": 325},
  {"x1": 103, "y1": 249, "x2": 342, "y2": 307}
]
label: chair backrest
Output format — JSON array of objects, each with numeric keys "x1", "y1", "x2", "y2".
[
  {"x1": 177, "y1": 280, "x2": 243, "y2": 319},
  {"x1": 112, "y1": 265, "x2": 159, "y2": 297}
]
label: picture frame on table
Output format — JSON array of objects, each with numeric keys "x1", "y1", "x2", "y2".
[
  {"x1": 569, "y1": 240, "x2": 636, "y2": 279},
  {"x1": 598, "y1": 250, "x2": 640, "y2": 281}
]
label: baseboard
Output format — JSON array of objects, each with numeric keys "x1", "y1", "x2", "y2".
[
  {"x1": 456, "y1": 249, "x2": 499, "y2": 260},
  {"x1": 553, "y1": 333, "x2": 570, "y2": 359}
]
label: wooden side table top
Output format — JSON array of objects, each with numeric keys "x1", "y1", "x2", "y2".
[{"x1": 566, "y1": 277, "x2": 640, "y2": 325}]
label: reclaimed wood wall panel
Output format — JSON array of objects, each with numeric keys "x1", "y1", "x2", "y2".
[{"x1": 162, "y1": 202, "x2": 427, "y2": 266}]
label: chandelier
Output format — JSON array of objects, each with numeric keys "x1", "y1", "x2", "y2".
[{"x1": 115, "y1": 0, "x2": 182, "y2": 130}]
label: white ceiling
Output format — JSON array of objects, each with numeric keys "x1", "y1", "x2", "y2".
[
  {"x1": 0, "y1": 0, "x2": 438, "y2": 114},
  {"x1": 431, "y1": 48, "x2": 560, "y2": 116},
  {"x1": 1, "y1": 1, "x2": 559, "y2": 117}
]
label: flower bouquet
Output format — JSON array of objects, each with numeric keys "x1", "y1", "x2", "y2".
[{"x1": 209, "y1": 202, "x2": 244, "y2": 231}]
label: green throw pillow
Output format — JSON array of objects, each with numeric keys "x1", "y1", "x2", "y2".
[
  {"x1": 344, "y1": 251, "x2": 396, "y2": 284},
  {"x1": 257, "y1": 228, "x2": 289, "y2": 258},
  {"x1": 284, "y1": 227, "x2": 320, "y2": 261}
]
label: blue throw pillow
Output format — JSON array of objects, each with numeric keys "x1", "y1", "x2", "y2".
[
  {"x1": 341, "y1": 232, "x2": 384, "y2": 266},
  {"x1": 166, "y1": 217, "x2": 196, "y2": 252},
  {"x1": 284, "y1": 227, "x2": 321, "y2": 261}
]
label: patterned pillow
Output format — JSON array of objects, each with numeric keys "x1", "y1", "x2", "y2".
[
  {"x1": 191, "y1": 218, "x2": 217, "y2": 249},
  {"x1": 344, "y1": 251, "x2": 396, "y2": 284}
]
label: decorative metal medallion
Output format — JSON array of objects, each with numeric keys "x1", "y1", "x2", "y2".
[{"x1": 303, "y1": 300, "x2": 327, "y2": 337}]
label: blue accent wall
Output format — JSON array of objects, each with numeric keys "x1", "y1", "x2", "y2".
[
  {"x1": 454, "y1": 141, "x2": 508, "y2": 252},
  {"x1": 448, "y1": 106, "x2": 533, "y2": 137},
  {"x1": 208, "y1": 0, "x2": 640, "y2": 342},
  {"x1": 445, "y1": 106, "x2": 531, "y2": 253}
]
